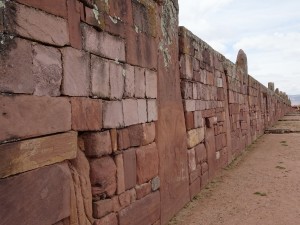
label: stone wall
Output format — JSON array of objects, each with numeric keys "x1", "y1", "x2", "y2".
[{"x1": 0, "y1": 1, "x2": 291, "y2": 225}]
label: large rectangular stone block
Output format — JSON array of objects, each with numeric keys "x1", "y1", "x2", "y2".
[
  {"x1": 0, "y1": 95, "x2": 71, "y2": 142},
  {"x1": 0, "y1": 163, "x2": 71, "y2": 225},
  {"x1": 187, "y1": 128, "x2": 205, "y2": 149},
  {"x1": 119, "y1": 191, "x2": 160, "y2": 225},
  {"x1": 0, "y1": 132, "x2": 77, "y2": 178}
]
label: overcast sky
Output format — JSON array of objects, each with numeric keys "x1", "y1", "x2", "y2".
[{"x1": 178, "y1": 0, "x2": 300, "y2": 95}]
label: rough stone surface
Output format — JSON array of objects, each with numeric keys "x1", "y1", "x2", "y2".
[
  {"x1": 142, "y1": 123, "x2": 156, "y2": 145},
  {"x1": 110, "y1": 62, "x2": 124, "y2": 99},
  {"x1": 136, "y1": 143, "x2": 159, "y2": 184},
  {"x1": 93, "y1": 213, "x2": 118, "y2": 225},
  {"x1": 91, "y1": 55, "x2": 110, "y2": 98},
  {"x1": 115, "y1": 154, "x2": 126, "y2": 195},
  {"x1": 137, "y1": 99, "x2": 148, "y2": 123},
  {"x1": 123, "y1": 148, "x2": 137, "y2": 190},
  {"x1": 103, "y1": 101, "x2": 124, "y2": 128},
  {"x1": 124, "y1": 64, "x2": 135, "y2": 98},
  {"x1": 147, "y1": 99, "x2": 157, "y2": 122},
  {"x1": 90, "y1": 157, "x2": 117, "y2": 198},
  {"x1": 71, "y1": 98, "x2": 102, "y2": 131},
  {"x1": 136, "y1": 183, "x2": 152, "y2": 200},
  {"x1": 123, "y1": 99, "x2": 139, "y2": 126},
  {"x1": 151, "y1": 176, "x2": 160, "y2": 191},
  {"x1": 93, "y1": 199, "x2": 113, "y2": 219},
  {"x1": 82, "y1": 131, "x2": 112, "y2": 157},
  {"x1": 119, "y1": 192, "x2": 160, "y2": 225},
  {"x1": 0, "y1": 132, "x2": 77, "y2": 178},
  {"x1": 0, "y1": 163, "x2": 71, "y2": 225},
  {"x1": 61, "y1": 47, "x2": 90, "y2": 96},
  {"x1": 145, "y1": 70, "x2": 157, "y2": 99},
  {"x1": 135, "y1": 67, "x2": 146, "y2": 98},
  {"x1": 195, "y1": 143, "x2": 207, "y2": 164},
  {"x1": 0, "y1": 95, "x2": 71, "y2": 142},
  {"x1": 187, "y1": 128, "x2": 205, "y2": 149}
]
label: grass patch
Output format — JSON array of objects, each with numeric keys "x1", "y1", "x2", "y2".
[
  {"x1": 254, "y1": 191, "x2": 267, "y2": 196},
  {"x1": 276, "y1": 165, "x2": 286, "y2": 170}
]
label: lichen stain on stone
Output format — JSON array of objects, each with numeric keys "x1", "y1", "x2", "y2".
[
  {"x1": 159, "y1": 0, "x2": 178, "y2": 67},
  {"x1": 92, "y1": 4, "x2": 101, "y2": 25}
]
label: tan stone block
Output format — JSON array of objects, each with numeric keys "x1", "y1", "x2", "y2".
[
  {"x1": 0, "y1": 132, "x2": 77, "y2": 178},
  {"x1": 142, "y1": 122, "x2": 156, "y2": 145},
  {"x1": 187, "y1": 128, "x2": 205, "y2": 149}
]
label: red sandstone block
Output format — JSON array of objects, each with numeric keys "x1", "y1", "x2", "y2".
[
  {"x1": 187, "y1": 148, "x2": 196, "y2": 172},
  {"x1": 82, "y1": 131, "x2": 112, "y2": 157},
  {"x1": 185, "y1": 112, "x2": 195, "y2": 131},
  {"x1": 0, "y1": 95, "x2": 71, "y2": 142},
  {"x1": 94, "y1": 213, "x2": 118, "y2": 225},
  {"x1": 184, "y1": 100, "x2": 196, "y2": 112},
  {"x1": 103, "y1": 14, "x2": 126, "y2": 38},
  {"x1": 145, "y1": 70, "x2": 157, "y2": 99},
  {"x1": 136, "y1": 143, "x2": 159, "y2": 184},
  {"x1": 90, "y1": 156, "x2": 117, "y2": 198},
  {"x1": 93, "y1": 199, "x2": 113, "y2": 219},
  {"x1": 82, "y1": 24, "x2": 125, "y2": 61},
  {"x1": 117, "y1": 128, "x2": 130, "y2": 150},
  {"x1": 61, "y1": 47, "x2": 90, "y2": 96},
  {"x1": 195, "y1": 100, "x2": 206, "y2": 111},
  {"x1": 194, "y1": 111, "x2": 203, "y2": 128},
  {"x1": 123, "y1": 148, "x2": 137, "y2": 190},
  {"x1": 119, "y1": 192, "x2": 160, "y2": 225},
  {"x1": 202, "y1": 109, "x2": 215, "y2": 118},
  {"x1": 206, "y1": 72, "x2": 214, "y2": 86},
  {"x1": 128, "y1": 124, "x2": 143, "y2": 147},
  {"x1": 103, "y1": 101, "x2": 124, "y2": 128},
  {"x1": 201, "y1": 162, "x2": 209, "y2": 175},
  {"x1": 15, "y1": 0, "x2": 68, "y2": 18},
  {"x1": 142, "y1": 123, "x2": 155, "y2": 145},
  {"x1": 67, "y1": 0, "x2": 82, "y2": 49},
  {"x1": 215, "y1": 134, "x2": 223, "y2": 151},
  {"x1": 11, "y1": 3, "x2": 69, "y2": 46},
  {"x1": 180, "y1": 81, "x2": 193, "y2": 99},
  {"x1": 32, "y1": 44, "x2": 62, "y2": 96},
  {"x1": 189, "y1": 169, "x2": 199, "y2": 184},
  {"x1": 123, "y1": 99, "x2": 139, "y2": 126},
  {"x1": 137, "y1": 99, "x2": 148, "y2": 123},
  {"x1": 189, "y1": 178, "x2": 201, "y2": 200},
  {"x1": 71, "y1": 97, "x2": 102, "y2": 131},
  {"x1": 136, "y1": 183, "x2": 152, "y2": 200},
  {"x1": 180, "y1": 54, "x2": 193, "y2": 80},
  {"x1": 147, "y1": 99, "x2": 158, "y2": 122},
  {"x1": 195, "y1": 143, "x2": 207, "y2": 164},
  {"x1": 109, "y1": 0, "x2": 133, "y2": 24},
  {"x1": 119, "y1": 189, "x2": 136, "y2": 209},
  {"x1": 201, "y1": 171, "x2": 209, "y2": 188},
  {"x1": 84, "y1": 6, "x2": 101, "y2": 27},
  {"x1": 115, "y1": 154, "x2": 125, "y2": 194},
  {"x1": 110, "y1": 62, "x2": 124, "y2": 99},
  {"x1": 192, "y1": 83, "x2": 198, "y2": 99},
  {"x1": 91, "y1": 55, "x2": 110, "y2": 98},
  {"x1": 134, "y1": 67, "x2": 146, "y2": 98},
  {"x1": 124, "y1": 64, "x2": 135, "y2": 98}
]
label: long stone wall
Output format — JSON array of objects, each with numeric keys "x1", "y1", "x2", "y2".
[{"x1": 0, "y1": 1, "x2": 291, "y2": 225}]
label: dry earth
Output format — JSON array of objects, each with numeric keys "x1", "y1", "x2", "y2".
[{"x1": 169, "y1": 112, "x2": 300, "y2": 225}]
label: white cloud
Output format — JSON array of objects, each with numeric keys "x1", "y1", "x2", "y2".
[{"x1": 178, "y1": 0, "x2": 300, "y2": 95}]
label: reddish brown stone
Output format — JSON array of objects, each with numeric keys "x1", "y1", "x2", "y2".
[
  {"x1": 201, "y1": 171, "x2": 209, "y2": 189},
  {"x1": 206, "y1": 116, "x2": 217, "y2": 128},
  {"x1": 187, "y1": 148, "x2": 196, "y2": 173},
  {"x1": 128, "y1": 124, "x2": 143, "y2": 147},
  {"x1": 147, "y1": 99, "x2": 158, "y2": 122},
  {"x1": 91, "y1": 55, "x2": 110, "y2": 98},
  {"x1": 195, "y1": 143, "x2": 207, "y2": 164},
  {"x1": 123, "y1": 99, "x2": 139, "y2": 126},
  {"x1": 115, "y1": 154, "x2": 125, "y2": 194},
  {"x1": 110, "y1": 61, "x2": 124, "y2": 99},
  {"x1": 119, "y1": 189, "x2": 136, "y2": 209},
  {"x1": 109, "y1": 0, "x2": 133, "y2": 24},
  {"x1": 0, "y1": 95, "x2": 71, "y2": 142},
  {"x1": 201, "y1": 162, "x2": 209, "y2": 175},
  {"x1": 142, "y1": 123, "x2": 156, "y2": 145},
  {"x1": 119, "y1": 192, "x2": 160, "y2": 225},
  {"x1": 205, "y1": 128, "x2": 217, "y2": 179},
  {"x1": 110, "y1": 129, "x2": 118, "y2": 152},
  {"x1": 0, "y1": 132, "x2": 77, "y2": 178},
  {"x1": 71, "y1": 97, "x2": 102, "y2": 131},
  {"x1": 135, "y1": 183, "x2": 152, "y2": 200},
  {"x1": 202, "y1": 109, "x2": 215, "y2": 118},
  {"x1": 189, "y1": 178, "x2": 201, "y2": 200},
  {"x1": 137, "y1": 99, "x2": 148, "y2": 123},
  {"x1": 134, "y1": 67, "x2": 146, "y2": 98},
  {"x1": 117, "y1": 128, "x2": 131, "y2": 150},
  {"x1": 124, "y1": 64, "x2": 135, "y2": 98},
  {"x1": 93, "y1": 199, "x2": 113, "y2": 219},
  {"x1": 103, "y1": 14, "x2": 125, "y2": 38},
  {"x1": 61, "y1": 47, "x2": 90, "y2": 96},
  {"x1": 0, "y1": 163, "x2": 71, "y2": 225},
  {"x1": 123, "y1": 148, "x2": 137, "y2": 190},
  {"x1": 103, "y1": 101, "x2": 124, "y2": 128},
  {"x1": 185, "y1": 112, "x2": 194, "y2": 131},
  {"x1": 90, "y1": 156, "x2": 117, "y2": 198},
  {"x1": 82, "y1": 131, "x2": 112, "y2": 157},
  {"x1": 12, "y1": 3, "x2": 69, "y2": 46},
  {"x1": 136, "y1": 143, "x2": 159, "y2": 184},
  {"x1": 93, "y1": 213, "x2": 118, "y2": 225},
  {"x1": 15, "y1": 0, "x2": 68, "y2": 18},
  {"x1": 145, "y1": 70, "x2": 157, "y2": 99},
  {"x1": 67, "y1": 0, "x2": 82, "y2": 49},
  {"x1": 194, "y1": 111, "x2": 203, "y2": 128}
]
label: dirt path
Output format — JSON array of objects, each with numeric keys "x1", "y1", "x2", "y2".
[{"x1": 169, "y1": 113, "x2": 300, "y2": 225}]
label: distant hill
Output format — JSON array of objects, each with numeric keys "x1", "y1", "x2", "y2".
[{"x1": 289, "y1": 95, "x2": 300, "y2": 105}]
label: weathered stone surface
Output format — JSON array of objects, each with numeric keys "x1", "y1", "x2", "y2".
[
  {"x1": 119, "y1": 192, "x2": 160, "y2": 225},
  {"x1": 119, "y1": 189, "x2": 136, "y2": 209},
  {"x1": 110, "y1": 129, "x2": 118, "y2": 152},
  {"x1": 195, "y1": 143, "x2": 207, "y2": 164},
  {"x1": 128, "y1": 124, "x2": 143, "y2": 147},
  {"x1": 0, "y1": 95, "x2": 71, "y2": 142},
  {"x1": 82, "y1": 131, "x2": 112, "y2": 157},
  {"x1": 93, "y1": 199, "x2": 113, "y2": 219},
  {"x1": 115, "y1": 154, "x2": 125, "y2": 194},
  {"x1": 185, "y1": 112, "x2": 194, "y2": 131},
  {"x1": 136, "y1": 143, "x2": 159, "y2": 184},
  {"x1": 135, "y1": 67, "x2": 146, "y2": 98},
  {"x1": 82, "y1": 24, "x2": 125, "y2": 61},
  {"x1": 0, "y1": 38, "x2": 34, "y2": 94},
  {"x1": 117, "y1": 128, "x2": 130, "y2": 150},
  {"x1": 205, "y1": 128, "x2": 217, "y2": 179},
  {"x1": 124, "y1": 64, "x2": 135, "y2": 98},
  {"x1": 187, "y1": 148, "x2": 196, "y2": 172},
  {"x1": 12, "y1": 3, "x2": 69, "y2": 46},
  {"x1": 123, "y1": 148, "x2": 137, "y2": 190},
  {"x1": 142, "y1": 123, "x2": 156, "y2": 145},
  {"x1": 66, "y1": 0, "x2": 82, "y2": 49},
  {"x1": 147, "y1": 99, "x2": 158, "y2": 122},
  {"x1": 0, "y1": 163, "x2": 71, "y2": 225},
  {"x1": 32, "y1": 43, "x2": 62, "y2": 96},
  {"x1": 110, "y1": 61, "x2": 124, "y2": 99},
  {"x1": 69, "y1": 149, "x2": 93, "y2": 225},
  {"x1": 91, "y1": 55, "x2": 110, "y2": 98},
  {"x1": 93, "y1": 213, "x2": 118, "y2": 225},
  {"x1": 189, "y1": 178, "x2": 201, "y2": 200},
  {"x1": 61, "y1": 47, "x2": 90, "y2": 96},
  {"x1": 103, "y1": 101, "x2": 124, "y2": 128},
  {"x1": 135, "y1": 183, "x2": 152, "y2": 200},
  {"x1": 137, "y1": 99, "x2": 148, "y2": 123},
  {"x1": 151, "y1": 176, "x2": 160, "y2": 191},
  {"x1": 0, "y1": 132, "x2": 77, "y2": 178},
  {"x1": 90, "y1": 157, "x2": 117, "y2": 198},
  {"x1": 187, "y1": 128, "x2": 205, "y2": 149},
  {"x1": 122, "y1": 99, "x2": 139, "y2": 126},
  {"x1": 71, "y1": 97, "x2": 102, "y2": 131},
  {"x1": 145, "y1": 70, "x2": 157, "y2": 99}
]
